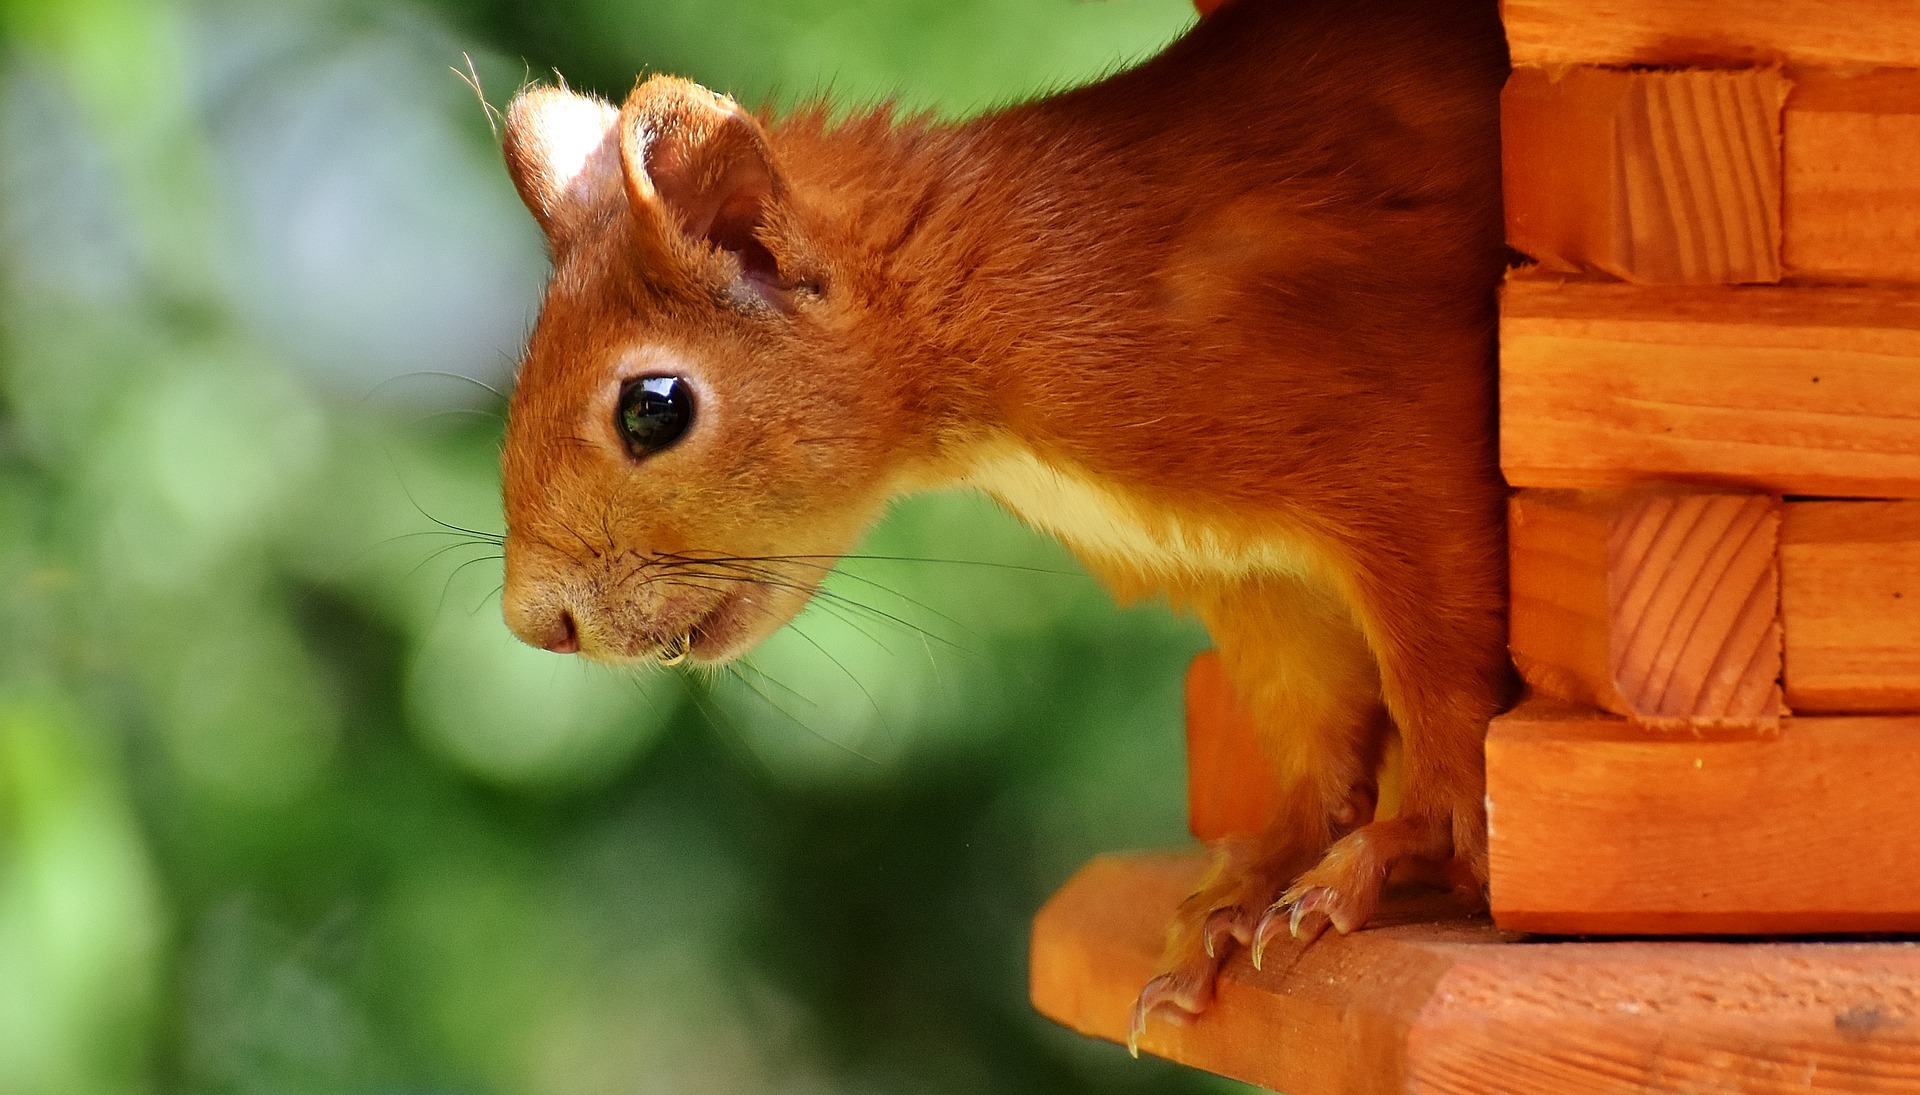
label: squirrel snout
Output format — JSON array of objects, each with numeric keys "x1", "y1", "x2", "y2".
[
  {"x1": 501, "y1": 559, "x2": 582, "y2": 655},
  {"x1": 502, "y1": 536, "x2": 588, "y2": 655},
  {"x1": 504, "y1": 595, "x2": 581, "y2": 655},
  {"x1": 539, "y1": 609, "x2": 581, "y2": 654}
]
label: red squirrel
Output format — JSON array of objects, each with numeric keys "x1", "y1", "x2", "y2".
[{"x1": 495, "y1": 0, "x2": 1512, "y2": 1047}]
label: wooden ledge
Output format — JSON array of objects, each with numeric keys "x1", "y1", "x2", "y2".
[
  {"x1": 1032, "y1": 852, "x2": 1920, "y2": 1093},
  {"x1": 1488, "y1": 701, "x2": 1920, "y2": 934}
]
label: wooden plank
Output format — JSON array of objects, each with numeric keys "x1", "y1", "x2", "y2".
[
  {"x1": 1504, "y1": 68, "x2": 1920, "y2": 285},
  {"x1": 1510, "y1": 489, "x2": 1783, "y2": 727},
  {"x1": 1033, "y1": 851, "x2": 1920, "y2": 1093},
  {"x1": 1784, "y1": 71, "x2": 1920, "y2": 284},
  {"x1": 1503, "y1": 67, "x2": 1786, "y2": 285},
  {"x1": 1782, "y1": 501, "x2": 1920, "y2": 713},
  {"x1": 1486, "y1": 699, "x2": 1920, "y2": 934},
  {"x1": 1409, "y1": 941, "x2": 1920, "y2": 1094},
  {"x1": 1184, "y1": 651, "x2": 1278, "y2": 841},
  {"x1": 1500, "y1": 278, "x2": 1920, "y2": 497},
  {"x1": 1032, "y1": 853, "x2": 1481, "y2": 1094},
  {"x1": 1501, "y1": 0, "x2": 1920, "y2": 69}
]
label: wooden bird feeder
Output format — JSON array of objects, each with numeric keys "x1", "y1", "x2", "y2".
[{"x1": 1030, "y1": 2, "x2": 1920, "y2": 1089}]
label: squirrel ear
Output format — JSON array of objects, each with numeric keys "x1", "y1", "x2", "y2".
[
  {"x1": 617, "y1": 76, "x2": 785, "y2": 287},
  {"x1": 501, "y1": 85, "x2": 623, "y2": 249}
]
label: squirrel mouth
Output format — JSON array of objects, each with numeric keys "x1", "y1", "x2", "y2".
[
  {"x1": 660, "y1": 582, "x2": 772, "y2": 665},
  {"x1": 656, "y1": 632, "x2": 692, "y2": 666}
]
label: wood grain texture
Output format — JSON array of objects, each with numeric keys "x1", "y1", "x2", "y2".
[
  {"x1": 1784, "y1": 71, "x2": 1920, "y2": 283},
  {"x1": 1032, "y1": 853, "x2": 1482, "y2": 1095},
  {"x1": 1487, "y1": 699, "x2": 1920, "y2": 935},
  {"x1": 1504, "y1": 67, "x2": 1786, "y2": 284},
  {"x1": 1500, "y1": 278, "x2": 1920, "y2": 496},
  {"x1": 1782, "y1": 501, "x2": 1920, "y2": 713},
  {"x1": 1411, "y1": 942, "x2": 1920, "y2": 1095},
  {"x1": 1510, "y1": 489, "x2": 1783, "y2": 727},
  {"x1": 1034, "y1": 851, "x2": 1920, "y2": 1093},
  {"x1": 1184, "y1": 651, "x2": 1278, "y2": 841},
  {"x1": 1501, "y1": 0, "x2": 1920, "y2": 69}
]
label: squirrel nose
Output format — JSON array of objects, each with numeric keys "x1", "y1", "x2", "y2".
[{"x1": 542, "y1": 610, "x2": 581, "y2": 654}]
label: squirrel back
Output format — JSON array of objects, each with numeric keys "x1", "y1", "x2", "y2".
[{"x1": 496, "y1": 0, "x2": 1508, "y2": 671}]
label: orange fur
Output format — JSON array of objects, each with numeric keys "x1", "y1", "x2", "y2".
[{"x1": 497, "y1": 0, "x2": 1515, "y2": 1033}]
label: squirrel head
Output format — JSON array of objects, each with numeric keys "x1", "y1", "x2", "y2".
[{"x1": 496, "y1": 78, "x2": 921, "y2": 664}]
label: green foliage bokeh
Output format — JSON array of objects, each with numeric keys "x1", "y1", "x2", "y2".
[{"x1": 0, "y1": 0, "x2": 1256, "y2": 1091}]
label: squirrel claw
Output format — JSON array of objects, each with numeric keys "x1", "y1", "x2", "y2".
[
  {"x1": 1126, "y1": 972, "x2": 1204, "y2": 1058},
  {"x1": 1201, "y1": 905, "x2": 1250, "y2": 959},
  {"x1": 1288, "y1": 887, "x2": 1334, "y2": 944},
  {"x1": 1251, "y1": 888, "x2": 1332, "y2": 968}
]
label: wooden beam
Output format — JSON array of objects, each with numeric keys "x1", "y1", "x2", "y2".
[
  {"x1": 1784, "y1": 71, "x2": 1920, "y2": 283},
  {"x1": 1782, "y1": 501, "x2": 1920, "y2": 713},
  {"x1": 1034, "y1": 853, "x2": 1484, "y2": 1094},
  {"x1": 1500, "y1": 278, "x2": 1920, "y2": 497},
  {"x1": 1509, "y1": 489, "x2": 1783, "y2": 727},
  {"x1": 1503, "y1": 67, "x2": 1786, "y2": 285},
  {"x1": 1501, "y1": 0, "x2": 1920, "y2": 69},
  {"x1": 1033, "y1": 851, "x2": 1920, "y2": 1093},
  {"x1": 1486, "y1": 699, "x2": 1920, "y2": 934},
  {"x1": 1183, "y1": 651, "x2": 1278, "y2": 841},
  {"x1": 1501, "y1": 68, "x2": 1920, "y2": 285}
]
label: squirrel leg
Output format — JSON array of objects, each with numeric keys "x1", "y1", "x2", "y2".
[
  {"x1": 1128, "y1": 574, "x2": 1387, "y2": 1052},
  {"x1": 1265, "y1": 543, "x2": 1513, "y2": 945}
]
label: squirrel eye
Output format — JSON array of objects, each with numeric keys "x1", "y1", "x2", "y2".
[{"x1": 614, "y1": 376, "x2": 694, "y2": 458}]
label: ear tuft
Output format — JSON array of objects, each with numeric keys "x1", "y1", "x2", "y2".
[
  {"x1": 502, "y1": 86, "x2": 622, "y2": 248},
  {"x1": 618, "y1": 77, "x2": 787, "y2": 293}
]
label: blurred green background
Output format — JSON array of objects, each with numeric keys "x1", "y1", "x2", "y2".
[{"x1": 0, "y1": 0, "x2": 1258, "y2": 1091}]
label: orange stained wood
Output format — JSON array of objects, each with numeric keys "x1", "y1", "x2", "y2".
[
  {"x1": 1183, "y1": 651, "x2": 1278, "y2": 841},
  {"x1": 1503, "y1": 67, "x2": 1786, "y2": 285},
  {"x1": 1509, "y1": 488, "x2": 1783, "y2": 727},
  {"x1": 1033, "y1": 851, "x2": 1920, "y2": 1094},
  {"x1": 1785, "y1": 71, "x2": 1920, "y2": 283},
  {"x1": 1487, "y1": 698, "x2": 1920, "y2": 935},
  {"x1": 1781, "y1": 501, "x2": 1920, "y2": 713},
  {"x1": 1500, "y1": 0, "x2": 1920, "y2": 69},
  {"x1": 1500, "y1": 277, "x2": 1920, "y2": 497}
]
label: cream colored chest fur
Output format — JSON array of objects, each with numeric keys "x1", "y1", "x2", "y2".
[{"x1": 960, "y1": 440, "x2": 1328, "y2": 583}]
